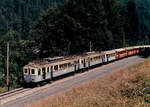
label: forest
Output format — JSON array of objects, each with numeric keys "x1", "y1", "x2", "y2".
[{"x1": 0, "y1": 0, "x2": 150, "y2": 91}]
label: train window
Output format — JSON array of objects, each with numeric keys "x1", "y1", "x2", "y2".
[
  {"x1": 91, "y1": 58, "x2": 93, "y2": 61},
  {"x1": 54, "y1": 65, "x2": 58, "y2": 71},
  {"x1": 38, "y1": 69, "x2": 41, "y2": 75},
  {"x1": 110, "y1": 54, "x2": 112, "y2": 57},
  {"x1": 24, "y1": 69, "x2": 28, "y2": 74},
  {"x1": 63, "y1": 63, "x2": 67, "y2": 68},
  {"x1": 68, "y1": 63, "x2": 71, "y2": 67},
  {"x1": 47, "y1": 67, "x2": 49, "y2": 72},
  {"x1": 42, "y1": 68, "x2": 45, "y2": 71},
  {"x1": 81, "y1": 60, "x2": 84, "y2": 64},
  {"x1": 59, "y1": 65, "x2": 62, "y2": 69},
  {"x1": 31, "y1": 69, "x2": 35, "y2": 74}
]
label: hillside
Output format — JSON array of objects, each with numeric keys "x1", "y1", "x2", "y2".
[
  {"x1": 0, "y1": 0, "x2": 65, "y2": 39},
  {"x1": 135, "y1": 0, "x2": 150, "y2": 38},
  {"x1": 123, "y1": 0, "x2": 150, "y2": 42},
  {"x1": 0, "y1": 0, "x2": 150, "y2": 91},
  {"x1": 28, "y1": 58, "x2": 150, "y2": 107}
]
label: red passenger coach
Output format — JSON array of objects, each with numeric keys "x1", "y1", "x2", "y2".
[
  {"x1": 115, "y1": 48, "x2": 127, "y2": 59},
  {"x1": 127, "y1": 48, "x2": 134, "y2": 56},
  {"x1": 126, "y1": 46, "x2": 140, "y2": 56}
]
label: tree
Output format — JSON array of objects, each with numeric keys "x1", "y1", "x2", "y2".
[
  {"x1": 0, "y1": 30, "x2": 35, "y2": 88},
  {"x1": 144, "y1": 36, "x2": 149, "y2": 45},
  {"x1": 126, "y1": 0, "x2": 139, "y2": 45},
  {"x1": 30, "y1": 0, "x2": 116, "y2": 57},
  {"x1": 102, "y1": 0, "x2": 125, "y2": 48}
]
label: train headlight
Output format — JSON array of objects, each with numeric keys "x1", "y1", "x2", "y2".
[{"x1": 24, "y1": 75, "x2": 26, "y2": 78}]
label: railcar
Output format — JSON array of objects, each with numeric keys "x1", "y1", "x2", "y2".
[
  {"x1": 24, "y1": 56, "x2": 80, "y2": 84},
  {"x1": 85, "y1": 52, "x2": 105, "y2": 67},
  {"x1": 104, "y1": 50, "x2": 116, "y2": 62},
  {"x1": 115, "y1": 48, "x2": 127, "y2": 59},
  {"x1": 126, "y1": 46, "x2": 139, "y2": 56}
]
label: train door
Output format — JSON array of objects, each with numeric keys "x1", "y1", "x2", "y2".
[
  {"x1": 106, "y1": 54, "x2": 109, "y2": 62},
  {"x1": 102, "y1": 55, "x2": 105, "y2": 63},
  {"x1": 28, "y1": 68, "x2": 30, "y2": 75},
  {"x1": 118, "y1": 52, "x2": 120, "y2": 59},
  {"x1": 28, "y1": 68, "x2": 31, "y2": 81},
  {"x1": 42, "y1": 68, "x2": 46, "y2": 79},
  {"x1": 51, "y1": 66, "x2": 53, "y2": 80},
  {"x1": 78, "y1": 60, "x2": 80, "y2": 70},
  {"x1": 88, "y1": 57, "x2": 90, "y2": 67},
  {"x1": 127, "y1": 50, "x2": 129, "y2": 56},
  {"x1": 74, "y1": 61, "x2": 77, "y2": 73},
  {"x1": 116, "y1": 52, "x2": 120, "y2": 59},
  {"x1": 83, "y1": 59, "x2": 86, "y2": 67}
]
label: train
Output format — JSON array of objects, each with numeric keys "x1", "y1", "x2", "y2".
[{"x1": 23, "y1": 45, "x2": 150, "y2": 86}]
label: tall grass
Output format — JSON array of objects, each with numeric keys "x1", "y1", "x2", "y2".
[
  {"x1": 0, "y1": 87, "x2": 7, "y2": 94},
  {"x1": 28, "y1": 58, "x2": 150, "y2": 107}
]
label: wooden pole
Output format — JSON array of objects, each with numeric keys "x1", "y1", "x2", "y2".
[
  {"x1": 90, "y1": 41, "x2": 92, "y2": 52},
  {"x1": 7, "y1": 42, "x2": 9, "y2": 91},
  {"x1": 122, "y1": 28, "x2": 126, "y2": 47}
]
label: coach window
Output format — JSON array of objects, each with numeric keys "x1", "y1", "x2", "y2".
[
  {"x1": 63, "y1": 64, "x2": 66, "y2": 69},
  {"x1": 47, "y1": 67, "x2": 49, "y2": 72},
  {"x1": 68, "y1": 63, "x2": 71, "y2": 67},
  {"x1": 54, "y1": 65, "x2": 58, "y2": 71},
  {"x1": 91, "y1": 58, "x2": 93, "y2": 61},
  {"x1": 38, "y1": 69, "x2": 41, "y2": 75},
  {"x1": 81, "y1": 60, "x2": 84, "y2": 64},
  {"x1": 60, "y1": 64, "x2": 64, "y2": 70},
  {"x1": 77, "y1": 60, "x2": 79, "y2": 64},
  {"x1": 31, "y1": 69, "x2": 35, "y2": 74},
  {"x1": 24, "y1": 69, "x2": 28, "y2": 74},
  {"x1": 59, "y1": 65, "x2": 62, "y2": 70}
]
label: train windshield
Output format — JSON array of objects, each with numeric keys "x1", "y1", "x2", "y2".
[{"x1": 24, "y1": 69, "x2": 28, "y2": 74}]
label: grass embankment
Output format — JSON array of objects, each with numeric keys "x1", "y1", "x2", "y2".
[
  {"x1": 0, "y1": 87, "x2": 7, "y2": 94},
  {"x1": 0, "y1": 86, "x2": 20, "y2": 94},
  {"x1": 29, "y1": 58, "x2": 150, "y2": 107}
]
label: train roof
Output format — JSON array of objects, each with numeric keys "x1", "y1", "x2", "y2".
[
  {"x1": 24, "y1": 45, "x2": 150, "y2": 69},
  {"x1": 24, "y1": 51, "x2": 105, "y2": 68},
  {"x1": 104, "y1": 50, "x2": 116, "y2": 54},
  {"x1": 114, "y1": 48, "x2": 126, "y2": 52},
  {"x1": 24, "y1": 55, "x2": 79, "y2": 68}
]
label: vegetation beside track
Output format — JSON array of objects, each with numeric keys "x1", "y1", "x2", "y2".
[
  {"x1": 28, "y1": 58, "x2": 150, "y2": 107},
  {"x1": 0, "y1": 87, "x2": 7, "y2": 94}
]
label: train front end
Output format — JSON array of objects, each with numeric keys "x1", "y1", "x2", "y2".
[{"x1": 23, "y1": 65, "x2": 37, "y2": 85}]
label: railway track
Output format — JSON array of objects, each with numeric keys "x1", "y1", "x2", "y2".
[
  {"x1": 0, "y1": 88, "x2": 30, "y2": 101},
  {"x1": 0, "y1": 56, "x2": 146, "y2": 107}
]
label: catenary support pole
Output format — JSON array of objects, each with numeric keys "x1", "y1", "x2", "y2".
[{"x1": 7, "y1": 42, "x2": 10, "y2": 91}]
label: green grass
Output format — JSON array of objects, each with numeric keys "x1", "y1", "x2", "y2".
[{"x1": 0, "y1": 87, "x2": 7, "y2": 94}]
